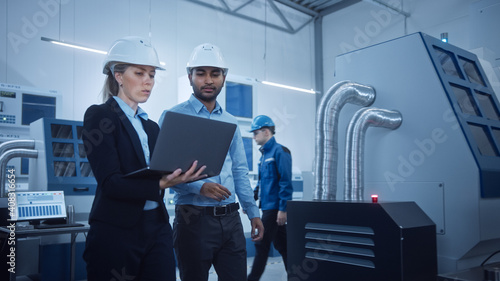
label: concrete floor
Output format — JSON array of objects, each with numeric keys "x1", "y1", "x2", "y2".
[
  {"x1": 16, "y1": 256, "x2": 288, "y2": 281},
  {"x1": 186, "y1": 256, "x2": 288, "y2": 281}
]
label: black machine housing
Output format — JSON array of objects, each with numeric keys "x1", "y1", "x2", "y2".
[{"x1": 287, "y1": 200, "x2": 437, "y2": 281}]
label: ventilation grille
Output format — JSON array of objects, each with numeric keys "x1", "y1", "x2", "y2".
[{"x1": 304, "y1": 223, "x2": 375, "y2": 268}]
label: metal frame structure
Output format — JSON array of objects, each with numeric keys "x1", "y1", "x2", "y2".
[
  {"x1": 184, "y1": 0, "x2": 410, "y2": 34},
  {"x1": 184, "y1": 0, "x2": 356, "y2": 34}
]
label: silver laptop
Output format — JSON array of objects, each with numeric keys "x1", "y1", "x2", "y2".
[{"x1": 125, "y1": 111, "x2": 237, "y2": 178}]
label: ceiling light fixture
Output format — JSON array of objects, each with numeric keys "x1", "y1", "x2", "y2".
[
  {"x1": 41, "y1": 37, "x2": 107, "y2": 54},
  {"x1": 259, "y1": 80, "x2": 317, "y2": 94},
  {"x1": 41, "y1": 36, "x2": 166, "y2": 66}
]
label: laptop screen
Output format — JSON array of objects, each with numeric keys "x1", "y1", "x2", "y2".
[
  {"x1": 10, "y1": 191, "x2": 67, "y2": 222},
  {"x1": 126, "y1": 111, "x2": 237, "y2": 179}
]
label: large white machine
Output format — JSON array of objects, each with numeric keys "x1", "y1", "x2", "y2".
[
  {"x1": 331, "y1": 32, "x2": 500, "y2": 274},
  {"x1": 288, "y1": 32, "x2": 500, "y2": 281},
  {"x1": 0, "y1": 83, "x2": 61, "y2": 191},
  {"x1": 0, "y1": 84, "x2": 96, "y2": 280}
]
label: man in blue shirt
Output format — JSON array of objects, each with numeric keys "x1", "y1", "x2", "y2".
[
  {"x1": 158, "y1": 43, "x2": 264, "y2": 281},
  {"x1": 247, "y1": 115, "x2": 293, "y2": 281}
]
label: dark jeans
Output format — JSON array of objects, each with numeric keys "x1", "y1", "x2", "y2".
[
  {"x1": 174, "y1": 204, "x2": 247, "y2": 281},
  {"x1": 84, "y1": 207, "x2": 175, "y2": 281},
  {"x1": 248, "y1": 209, "x2": 288, "y2": 281}
]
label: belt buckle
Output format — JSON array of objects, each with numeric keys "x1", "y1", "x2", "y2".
[{"x1": 213, "y1": 205, "x2": 227, "y2": 216}]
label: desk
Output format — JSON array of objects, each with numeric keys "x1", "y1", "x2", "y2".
[{"x1": 0, "y1": 223, "x2": 89, "y2": 281}]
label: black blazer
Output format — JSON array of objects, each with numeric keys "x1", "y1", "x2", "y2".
[{"x1": 83, "y1": 98, "x2": 168, "y2": 228}]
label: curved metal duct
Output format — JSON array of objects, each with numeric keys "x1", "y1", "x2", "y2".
[
  {"x1": 314, "y1": 81, "x2": 375, "y2": 200},
  {"x1": 0, "y1": 148, "x2": 38, "y2": 197},
  {"x1": 0, "y1": 139, "x2": 35, "y2": 156},
  {"x1": 344, "y1": 108, "x2": 402, "y2": 201}
]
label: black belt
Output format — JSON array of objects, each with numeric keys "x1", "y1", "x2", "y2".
[{"x1": 203, "y1": 203, "x2": 240, "y2": 216}]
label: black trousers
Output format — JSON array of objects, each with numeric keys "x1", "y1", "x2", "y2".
[
  {"x1": 83, "y1": 207, "x2": 176, "y2": 281},
  {"x1": 174, "y1": 205, "x2": 247, "y2": 281},
  {"x1": 247, "y1": 209, "x2": 288, "y2": 281}
]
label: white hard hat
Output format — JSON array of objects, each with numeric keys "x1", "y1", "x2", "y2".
[
  {"x1": 102, "y1": 36, "x2": 164, "y2": 74},
  {"x1": 186, "y1": 43, "x2": 228, "y2": 75}
]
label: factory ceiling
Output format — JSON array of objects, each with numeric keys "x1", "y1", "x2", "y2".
[{"x1": 184, "y1": 0, "x2": 364, "y2": 34}]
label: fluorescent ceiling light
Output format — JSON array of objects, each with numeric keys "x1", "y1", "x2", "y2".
[
  {"x1": 41, "y1": 36, "x2": 166, "y2": 66},
  {"x1": 41, "y1": 37, "x2": 107, "y2": 54},
  {"x1": 260, "y1": 80, "x2": 317, "y2": 94}
]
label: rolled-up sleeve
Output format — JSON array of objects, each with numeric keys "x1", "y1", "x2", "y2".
[{"x1": 231, "y1": 127, "x2": 260, "y2": 219}]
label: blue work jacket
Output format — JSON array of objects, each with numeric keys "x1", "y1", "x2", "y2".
[{"x1": 258, "y1": 136, "x2": 293, "y2": 211}]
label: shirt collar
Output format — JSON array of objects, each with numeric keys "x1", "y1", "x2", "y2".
[
  {"x1": 188, "y1": 94, "x2": 223, "y2": 115},
  {"x1": 113, "y1": 96, "x2": 148, "y2": 120}
]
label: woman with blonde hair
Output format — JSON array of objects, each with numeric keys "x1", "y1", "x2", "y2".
[{"x1": 82, "y1": 36, "x2": 206, "y2": 281}]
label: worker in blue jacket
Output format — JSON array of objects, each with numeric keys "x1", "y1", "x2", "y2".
[{"x1": 248, "y1": 115, "x2": 293, "y2": 281}]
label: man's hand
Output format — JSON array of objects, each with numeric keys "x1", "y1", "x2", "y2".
[
  {"x1": 200, "y1": 182, "x2": 231, "y2": 201},
  {"x1": 250, "y1": 217, "x2": 264, "y2": 242},
  {"x1": 277, "y1": 211, "x2": 287, "y2": 226}
]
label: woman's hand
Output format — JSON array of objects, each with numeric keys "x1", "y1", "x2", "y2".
[{"x1": 159, "y1": 161, "x2": 207, "y2": 189}]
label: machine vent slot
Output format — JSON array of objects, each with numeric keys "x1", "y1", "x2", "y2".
[
  {"x1": 304, "y1": 223, "x2": 375, "y2": 269},
  {"x1": 305, "y1": 232, "x2": 374, "y2": 246},
  {"x1": 305, "y1": 251, "x2": 375, "y2": 268},
  {"x1": 306, "y1": 241, "x2": 374, "y2": 257},
  {"x1": 305, "y1": 223, "x2": 374, "y2": 235}
]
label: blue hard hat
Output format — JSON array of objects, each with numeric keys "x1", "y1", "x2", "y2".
[{"x1": 250, "y1": 115, "x2": 275, "y2": 132}]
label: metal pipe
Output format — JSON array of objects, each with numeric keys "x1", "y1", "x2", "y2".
[
  {"x1": 0, "y1": 139, "x2": 35, "y2": 156},
  {"x1": 314, "y1": 81, "x2": 375, "y2": 200},
  {"x1": 344, "y1": 108, "x2": 402, "y2": 201},
  {"x1": 0, "y1": 149, "x2": 38, "y2": 197}
]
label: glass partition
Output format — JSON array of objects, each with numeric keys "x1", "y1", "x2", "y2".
[
  {"x1": 51, "y1": 124, "x2": 73, "y2": 139},
  {"x1": 54, "y1": 161, "x2": 77, "y2": 177},
  {"x1": 468, "y1": 123, "x2": 498, "y2": 156},
  {"x1": 434, "y1": 47, "x2": 463, "y2": 79},
  {"x1": 52, "y1": 142, "x2": 75, "y2": 158},
  {"x1": 459, "y1": 56, "x2": 486, "y2": 86},
  {"x1": 80, "y1": 162, "x2": 94, "y2": 177},
  {"x1": 476, "y1": 91, "x2": 500, "y2": 120},
  {"x1": 450, "y1": 84, "x2": 479, "y2": 116}
]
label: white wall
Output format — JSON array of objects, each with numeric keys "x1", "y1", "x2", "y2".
[
  {"x1": 0, "y1": 0, "x2": 317, "y2": 173},
  {"x1": 322, "y1": 0, "x2": 500, "y2": 96}
]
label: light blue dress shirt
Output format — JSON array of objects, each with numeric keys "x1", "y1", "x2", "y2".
[
  {"x1": 158, "y1": 94, "x2": 259, "y2": 219},
  {"x1": 113, "y1": 96, "x2": 158, "y2": 210}
]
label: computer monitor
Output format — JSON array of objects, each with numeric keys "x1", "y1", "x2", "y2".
[{"x1": 10, "y1": 191, "x2": 67, "y2": 222}]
